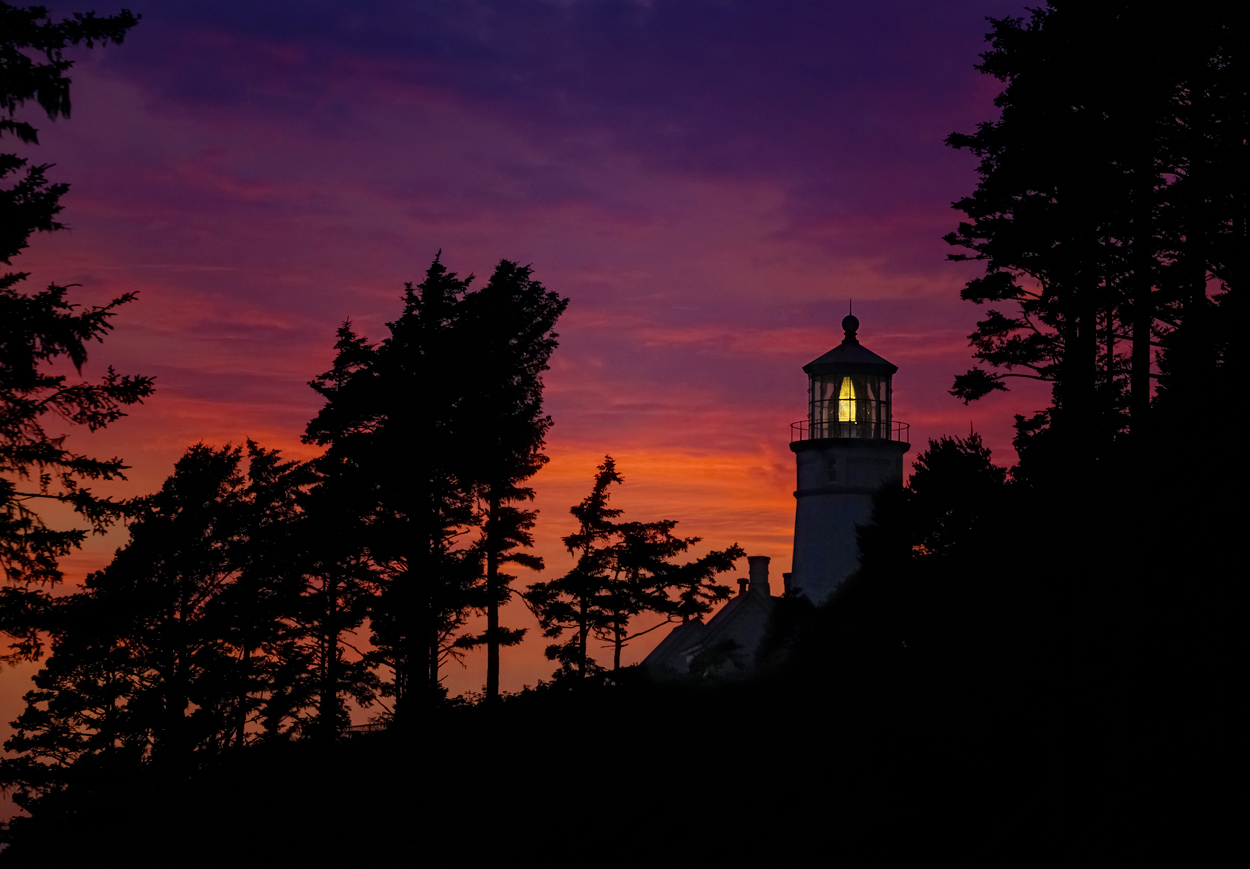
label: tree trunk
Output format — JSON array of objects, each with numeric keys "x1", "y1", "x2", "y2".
[
  {"x1": 319, "y1": 572, "x2": 338, "y2": 744},
  {"x1": 577, "y1": 592, "x2": 588, "y2": 679},
  {"x1": 1073, "y1": 269, "x2": 1099, "y2": 458},
  {"x1": 485, "y1": 491, "x2": 501, "y2": 703},
  {"x1": 1104, "y1": 304, "x2": 1115, "y2": 385},
  {"x1": 236, "y1": 644, "x2": 250, "y2": 749},
  {"x1": 1129, "y1": 156, "x2": 1155, "y2": 440},
  {"x1": 613, "y1": 618, "x2": 623, "y2": 672},
  {"x1": 158, "y1": 599, "x2": 190, "y2": 767}
]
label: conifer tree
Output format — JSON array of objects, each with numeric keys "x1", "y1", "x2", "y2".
[
  {"x1": 0, "y1": 4, "x2": 149, "y2": 660},
  {"x1": 945, "y1": 1, "x2": 1244, "y2": 463},
  {"x1": 526, "y1": 457, "x2": 622, "y2": 680},
  {"x1": 0, "y1": 441, "x2": 369, "y2": 825},
  {"x1": 291, "y1": 462, "x2": 379, "y2": 743},
  {"x1": 526, "y1": 457, "x2": 741, "y2": 679},
  {"x1": 2, "y1": 444, "x2": 283, "y2": 805},
  {"x1": 304, "y1": 256, "x2": 481, "y2": 719},
  {"x1": 903, "y1": 433, "x2": 1008, "y2": 559},
  {"x1": 597, "y1": 519, "x2": 740, "y2": 671},
  {"x1": 458, "y1": 260, "x2": 567, "y2": 702}
]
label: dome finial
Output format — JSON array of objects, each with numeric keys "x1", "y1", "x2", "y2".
[{"x1": 842, "y1": 300, "x2": 859, "y2": 344}]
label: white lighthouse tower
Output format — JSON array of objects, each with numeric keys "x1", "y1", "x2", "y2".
[{"x1": 788, "y1": 314, "x2": 910, "y2": 603}]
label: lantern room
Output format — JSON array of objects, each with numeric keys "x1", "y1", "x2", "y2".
[{"x1": 795, "y1": 314, "x2": 899, "y2": 442}]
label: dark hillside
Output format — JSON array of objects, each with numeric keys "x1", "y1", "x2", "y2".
[{"x1": 3, "y1": 472, "x2": 1233, "y2": 867}]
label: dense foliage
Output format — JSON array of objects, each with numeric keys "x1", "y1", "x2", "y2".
[
  {"x1": 2, "y1": 254, "x2": 575, "y2": 830},
  {"x1": 525, "y1": 456, "x2": 743, "y2": 677},
  {"x1": 303, "y1": 255, "x2": 568, "y2": 716},
  {"x1": 1, "y1": 443, "x2": 346, "y2": 810},
  {"x1": 0, "y1": 3, "x2": 150, "y2": 661},
  {"x1": 946, "y1": 0, "x2": 1243, "y2": 465}
]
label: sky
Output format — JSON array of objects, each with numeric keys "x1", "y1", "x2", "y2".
[{"x1": 2, "y1": 0, "x2": 1055, "y2": 740}]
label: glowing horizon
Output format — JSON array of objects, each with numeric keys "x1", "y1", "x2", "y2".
[{"x1": 4, "y1": 0, "x2": 1048, "y2": 712}]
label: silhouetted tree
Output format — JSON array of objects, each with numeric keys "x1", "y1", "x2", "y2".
[
  {"x1": 526, "y1": 457, "x2": 742, "y2": 678},
  {"x1": 0, "y1": 3, "x2": 149, "y2": 660},
  {"x1": 946, "y1": 2, "x2": 1244, "y2": 462},
  {"x1": 1149, "y1": 7, "x2": 1246, "y2": 424},
  {"x1": 599, "y1": 520, "x2": 741, "y2": 671},
  {"x1": 853, "y1": 434, "x2": 1010, "y2": 583},
  {"x1": 218, "y1": 443, "x2": 379, "y2": 746},
  {"x1": 596, "y1": 519, "x2": 687, "y2": 671},
  {"x1": 1, "y1": 3, "x2": 139, "y2": 257},
  {"x1": 0, "y1": 438, "x2": 392, "y2": 839},
  {"x1": 906, "y1": 433, "x2": 1008, "y2": 558},
  {"x1": 1, "y1": 445, "x2": 274, "y2": 810},
  {"x1": 289, "y1": 464, "x2": 379, "y2": 743},
  {"x1": 526, "y1": 457, "x2": 622, "y2": 680},
  {"x1": 304, "y1": 257, "x2": 482, "y2": 719},
  {"x1": 458, "y1": 260, "x2": 567, "y2": 702}
]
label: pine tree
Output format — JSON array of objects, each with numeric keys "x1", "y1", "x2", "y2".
[
  {"x1": 597, "y1": 519, "x2": 741, "y2": 672},
  {"x1": 525, "y1": 457, "x2": 621, "y2": 680},
  {"x1": 1, "y1": 3, "x2": 139, "y2": 255},
  {"x1": 945, "y1": 1, "x2": 1244, "y2": 465},
  {"x1": 0, "y1": 4, "x2": 149, "y2": 660},
  {"x1": 290, "y1": 461, "x2": 379, "y2": 743},
  {"x1": 458, "y1": 260, "x2": 567, "y2": 702},
  {"x1": 304, "y1": 256, "x2": 481, "y2": 719},
  {"x1": 0, "y1": 442, "x2": 353, "y2": 822},
  {"x1": 525, "y1": 457, "x2": 741, "y2": 679},
  {"x1": 3, "y1": 445, "x2": 262, "y2": 798},
  {"x1": 903, "y1": 434, "x2": 1009, "y2": 559}
]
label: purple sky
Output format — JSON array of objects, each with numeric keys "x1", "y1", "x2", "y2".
[{"x1": 3, "y1": 0, "x2": 1052, "y2": 740}]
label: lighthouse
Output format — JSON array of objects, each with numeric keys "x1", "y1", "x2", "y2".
[{"x1": 788, "y1": 315, "x2": 910, "y2": 603}]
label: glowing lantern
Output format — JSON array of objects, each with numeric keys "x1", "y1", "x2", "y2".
[
  {"x1": 837, "y1": 376, "x2": 857, "y2": 423},
  {"x1": 800, "y1": 314, "x2": 896, "y2": 440}
]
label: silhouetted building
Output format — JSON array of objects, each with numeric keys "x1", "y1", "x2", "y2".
[
  {"x1": 644, "y1": 555, "x2": 775, "y2": 678},
  {"x1": 644, "y1": 316, "x2": 910, "y2": 676},
  {"x1": 788, "y1": 314, "x2": 910, "y2": 602}
]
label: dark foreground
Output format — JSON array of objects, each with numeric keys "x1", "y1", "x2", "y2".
[
  {"x1": 3, "y1": 609, "x2": 1233, "y2": 863},
  {"x1": 3, "y1": 463, "x2": 1237, "y2": 864}
]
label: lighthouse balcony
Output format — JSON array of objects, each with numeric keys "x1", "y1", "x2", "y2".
[{"x1": 790, "y1": 418, "x2": 910, "y2": 444}]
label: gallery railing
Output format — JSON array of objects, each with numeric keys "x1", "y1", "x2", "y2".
[{"x1": 790, "y1": 418, "x2": 910, "y2": 443}]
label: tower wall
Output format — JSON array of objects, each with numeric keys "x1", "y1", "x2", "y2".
[{"x1": 789, "y1": 438, "x2": 908, "y2": 604}]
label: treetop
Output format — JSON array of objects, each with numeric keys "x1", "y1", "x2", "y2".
[{"x1": 1, "y1": 3, "x2": 141, "y2": 144}]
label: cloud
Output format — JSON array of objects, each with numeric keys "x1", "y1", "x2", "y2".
[
  {"x1": 12, "y1": 0, "x2": 1043, "y2": 697},
  {"x1": 94, "y1": 1, "x2": 1013, "y2": 198}
]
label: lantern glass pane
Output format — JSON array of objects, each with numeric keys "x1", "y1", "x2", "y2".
[{"x1": 809, "y1": 372, "x2": 892, "y2": 439}]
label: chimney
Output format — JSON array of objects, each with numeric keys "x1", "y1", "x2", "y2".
[
  {"x1": 737, "y1": 577, "x2": 749, "y2": 596},
  {"x1": 748, "y1": 555, "x2": 771, "y2": 596}
]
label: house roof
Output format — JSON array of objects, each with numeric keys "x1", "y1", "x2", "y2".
[
  {"x1": 643, "y1": 588, "x2": 776, "y2": 678},
  {"x1": 642, "y1": 617, "x2": 707, "y2": 674}
]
